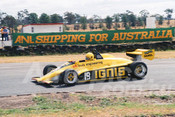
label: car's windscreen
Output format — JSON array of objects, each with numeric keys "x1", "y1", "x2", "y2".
[{"x1": 60, "y1": 61, "x2": 75, "y2": 68}]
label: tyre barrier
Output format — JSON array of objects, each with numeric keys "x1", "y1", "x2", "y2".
[{"x1": 0, "y1": 41, "x2": 175, "y2": 56}]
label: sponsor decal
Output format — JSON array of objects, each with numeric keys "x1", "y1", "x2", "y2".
[
  {"x1": 72, "y1": 64, "x2": 78, "y2": 68},
  {"x1": 78, "y1": 61, "x2": 103, "y2": 67},
  {"x1": 80, "y1": 67, "x2": 126, "y2": 82},
  {"x1": 13, "y1": 28, "x2": 174, "y2": 46},
  {"x1": 95, "y1": 67, "x2": 125, "y2": 79}
]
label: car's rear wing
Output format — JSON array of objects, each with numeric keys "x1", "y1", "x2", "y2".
[{"x1": 126, "y1": 49, "x2": 155, "y2": 61}]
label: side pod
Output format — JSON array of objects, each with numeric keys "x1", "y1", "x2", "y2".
[{"x1": 126, "y1": 49, "x2": 155, "y2": 61}]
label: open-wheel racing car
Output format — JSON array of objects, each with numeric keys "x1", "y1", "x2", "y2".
[{"x1": 32, "y1": 49, "x2": 155, "y2": 85}]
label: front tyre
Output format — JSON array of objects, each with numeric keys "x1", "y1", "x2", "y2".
[
  {"x1": 43, "y1": 65, "x2": 57, "y2": 75},
  {"x1": 129, "y1": 62, "x2": 147, "y2": 79},
  {"x1": 63, "y1": 69, "x2": 78, "y2": 85}
]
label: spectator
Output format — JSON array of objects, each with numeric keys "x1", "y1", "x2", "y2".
[
  {"x1": 0, "y1": 27, "x2": 4, "y2": 41},
  {"x1": 3, "y1": 27, "x2": 8, "y2": 41},
  {"x1": 7, "y1": 28, "x2": 10, "y2": 40}
]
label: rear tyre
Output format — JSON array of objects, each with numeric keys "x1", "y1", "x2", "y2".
[
  {"x1": 129, "y1": 62, "x2": 147, "y2": 79},
  {"x1": 43, "y1": 65, "x2": 57, "y2": 75},
  {"x1": 63, "y1": 69, "x2": 78, "y2": 85}
]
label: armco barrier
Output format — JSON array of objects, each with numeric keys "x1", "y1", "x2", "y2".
[{"x1": 12, "y1": 28, "x2": 174, "y2": 46}]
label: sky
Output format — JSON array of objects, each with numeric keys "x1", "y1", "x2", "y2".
[{"x1": 0, "y1": 0, "x2": 175, "y2": 18}]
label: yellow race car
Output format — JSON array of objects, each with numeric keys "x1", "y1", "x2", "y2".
[{"x1": 32, "y1": 49, "x2": 155, "y2": 85}]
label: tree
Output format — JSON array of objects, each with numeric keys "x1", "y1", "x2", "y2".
[
  {"x1": 136, "y1": 17, "x2": 143, "y2": 27},
  {"x1": 28, "y1": 13, "x2": 38, "y2": 24},
  {"x1": 128, "y1": 13, "x2": 136, "y2": 27},
  {"x1": 50, "y1": 14, "x2": 63, "y2": 23},
  {"x1": 158, "y1": 16, "x2": 164, "y2": 25},
  {"x1": 151, "y1": 14, "x2": 161, "y2": 20},
  {"x1": 0, "y1": 11, "x2": 7, "y2": 25},
  {"x1": 88, "y1": 18, "x2": 95, "y2": 30},
  {"x1": 98, "y1": 18, "x2": 104, "y2": 29},
  {"x1": 64, "y1": 12, "x2": 76, "y2": 24},
  {"x1": 164, "y1": 8, "x2": 173, "y2": 25},
  {"x1": 139, "y1": 10, "x2": 149, "y2": 28},
  {"x1": 39, "y1": 13, "x2": 50, "y2": 23},
  {"x1": 75, "y1": 13, "x2": 81, "y2": 23},
  {"x1": 87, "y1": 18, "x2": 94, "y2": 29},
  {"x1": 74, "y1": 24, "x2": 80, "y2": 30},
  {"x1": 93, "y1": 15, "x2": 101, "y2": 23},
  {"x1": 113, "y1": 14, "x2": 120, "y2": 30},
  {"x1": 50, "y1": 14, "x2": 58, "y2": 23},
  {"x1": 80, "y1": 16, "x2": 87, "y2": 30},
  {"x1": 58, "y1": 15, "x2": 63, "y2": 23},
  {"x1": 105, "y1": 16, "x2": 113, "y2": 29},
  {"x1": 2, "y1": 15, "x2": 16, "y2": 33},
  {"x1": 113, "y1": 14, "x2": 120, "y2": 23},
  {"x1": 87, "y1": 18, "x2": 93, "y2": 23},
  {"x1": 120, "y1": 14, "x2": 129, "y2": 29},
  {"x1": 17, "y1": 9, "x2": 29, "y2": 25},
  {"x1": 99, "y1": 22, "x2": 104, "y2": 29}
]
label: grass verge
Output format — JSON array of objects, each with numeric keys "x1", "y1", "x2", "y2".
[{"x1": 0, "y1": 94, "x2": 175, "y2": 117}]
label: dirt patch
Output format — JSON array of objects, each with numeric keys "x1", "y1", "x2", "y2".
[
  {"x1": 0, "y1": 91, "x2": 175, "y2": 109},
  {"x1": 0, "y1": 95, "x2": 34, "y2": 109},
  {"x1": 0, "y1": 51, "x2": 174, "y2": 63}
]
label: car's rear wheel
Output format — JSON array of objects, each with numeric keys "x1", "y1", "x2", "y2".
[
  {"x1": 43, "y1": 65, "x2": 57, "y2": 75},
  {"x1": 129, "y1": 62, "x2": 147, "y2": 79},
  {"x1": 63, "y1": 69, "x2": 78, "y2": 85}
]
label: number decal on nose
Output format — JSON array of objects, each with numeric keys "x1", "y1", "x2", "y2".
[{"x1": 84, "y1": 72, "x2": 91, "y2": 80}]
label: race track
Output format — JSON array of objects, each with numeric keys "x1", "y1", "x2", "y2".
[{"x1": 0, "y1": 59, "x2": 175, "y2": 96}]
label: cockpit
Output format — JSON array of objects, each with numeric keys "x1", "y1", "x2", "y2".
[{"x1": 61, "y1": 49, "x2": 103, "y2": 68}]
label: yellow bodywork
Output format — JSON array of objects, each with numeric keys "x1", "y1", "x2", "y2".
[
  {"x1": 32, "y1": 49, "x2": 154, "y2": 84},
  {"x1": 126, "y1": 49, "x2": 155, "y2": 60}
]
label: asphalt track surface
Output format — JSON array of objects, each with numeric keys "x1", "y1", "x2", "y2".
[{"x1": 0, "y1": 59, "x2": 175, "y2": 96}]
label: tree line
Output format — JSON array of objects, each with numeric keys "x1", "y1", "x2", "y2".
[{"x1": 0, "y1": 8, "x2": 174, "y2": 32}]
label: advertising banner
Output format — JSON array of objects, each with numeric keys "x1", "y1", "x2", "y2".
[{"x1": 12, "y1": 28, "x2": 174, "y2": 46}]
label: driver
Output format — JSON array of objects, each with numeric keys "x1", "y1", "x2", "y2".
[{"x1": 85, "y1": 52, "x2": 94, "y2": 61}]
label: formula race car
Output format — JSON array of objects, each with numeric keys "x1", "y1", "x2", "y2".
[{"x1": 32, "y1": 49, "x2": 155, "y2": 85}]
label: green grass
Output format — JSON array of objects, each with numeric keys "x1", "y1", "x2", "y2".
[
  {"x1": 0, "y1": 96, "x2": 87, "y2": 116},
  {"x1": 1, "y1": 95, "x2": 175, "y2": 116},
  {"x1": 146, "y1": 94, "x2": 173, "y2": 100},
  {"x1": 0, "y1": 109, "x2": 22, "y2": 115},
  {"x1": 100, "y1": 98, "x2": 112, "y2": 107},
  {"x1": 146, "y1": 94, "x2": 157, "y2": 98},
  {"x1": 79, "y1": 95, "x2": 96, "y2": 103},
  {"x1": 170, "y1": 94, "x2": 175, "y2": 98},
  {"x1": 159, "y1": 95, "x2": 171, "y2": 100},
  {"x1": 69, "y1": 103, "x2": 86, "y2": 111}
]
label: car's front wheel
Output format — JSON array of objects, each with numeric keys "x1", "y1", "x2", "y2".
[
  {"x1": 63, "y1": 69, "x2": 78, "y2": 85},
  {"x1": 43, "y1": 65, "x2": 57, "y2": 75},
  {"x1": 129, "y1": 62, "x2": 147, "y2": 79}
]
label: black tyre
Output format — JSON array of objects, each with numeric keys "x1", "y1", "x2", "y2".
[
  {"x1": 63, "y1": 69, "x2": 78, "y2": 85},
  {"x1": 129, "y1": 62, "x2": 147, "y2": 79},
  {"x1": 43, "y1": 65, "x2": 57, "y2": 75}
]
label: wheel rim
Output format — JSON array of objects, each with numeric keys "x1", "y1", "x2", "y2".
[
  {"x1": 68, "y1": 73, "x2": 74, "y2": 81},
  {"x1": 134, "y1": 64, "x2": 147, "y2": 77},
  {"x1": 66, "y1": 72, "x2": 77, "y2": 84}
]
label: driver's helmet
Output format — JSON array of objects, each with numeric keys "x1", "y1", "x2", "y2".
[{"x1": 85, "y1": 52, "x2": 94, "y2": 61}]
